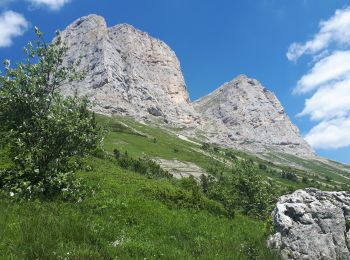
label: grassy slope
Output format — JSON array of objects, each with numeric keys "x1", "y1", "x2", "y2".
[
  {"x1": 1, "y1": 114, "x2": 349, "y2": 259},
  {"x1": 101, "y1": 115, "x2": 350, "y2": 191},
  {"x1": 0, "y1": 116, "x2": 278, "y2": 259}
]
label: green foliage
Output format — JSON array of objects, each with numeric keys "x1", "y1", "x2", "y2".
[
  {"x1": 0, "y1": 157, "x2": 278, "y2": 259},
  {"x1": 144, "y1": 177, "x2": 227, "y2": 216},
  {"x1": 231, "y1": 162, "x2": 277, "y2": 219},
  {"x1": 325, "y1": 176, "x2": 332, "y2": 182},
  {"x1": 201, "y1": 142, "x2": 210, "y2": 150},
  {"x1": 259, "y1": 163, "x2": 267, "y2": 171},
  {"x1": 281, "y1": 171, "x2": 298, "y2": 182},
  {"x1": 202, "y1": 161, "x2": 279, "y2": 220},
  {"x1": 0, "y1": 28, "x2": 101, "y2": 200},
  {"x1": 225, "y1": 150, "x2": 237, "y2": 160},
  {"x1": 113, "y1": 148, "x2": 172, "y2": 179},
  {"x1": 302, "y1": 176, "x2": 309, "y2": 183}
]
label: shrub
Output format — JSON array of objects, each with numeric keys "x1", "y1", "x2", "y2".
[
  {"x1": 0, "y1": 28, "x2": 102, "y2": 200},
  {"x1": 258, "y1": 163, "x2": 267, "y2": 171},
  {"x1": 230, "y1": 161, "x2": 277, "y2": 219},
  {"x1": 213, "y1": 146, "x2": 219, "y2": 153},
  {"x1": 281, "y1": 171, "x2": 298, "y2": 182},
  {"x1": 201, "y1": 143, "x2": 210, "y2": 150},
  {"x1": 302, "y1": 176, "x2": 309, "y2": 183},
  {"x1": 325, "y1": 176, "x2": 332, "y2": 182},
  {"x1": 203, "y1": 160, "x2": 278, "y2": 220},
  {"x1": 225, "y1": 150, "x2": 237, "y2": 160},
  {"x1": 143, "y1": 179, "x2": 227, "y2": 216},
  {"x1": 113, "y1": 148, "x2": 171, "y2": 179}
]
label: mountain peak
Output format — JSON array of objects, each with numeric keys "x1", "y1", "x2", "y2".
[
  {"x1": 194, "y1": 76, "x2": 314, "y2": 157},
  {"x1": 69, "y1": 14, "x2": 106, "y2": 30},
  {"x1": 59, "y1": 15, "x2": 199, "y2": 127}
]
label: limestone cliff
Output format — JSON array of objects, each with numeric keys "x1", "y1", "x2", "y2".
[
  {"x1": 193, "y1": 75, "x2": 314, "y2": 157},
  {"x1": 60, "y1": 14, "x2": 199, "y2": 127}
]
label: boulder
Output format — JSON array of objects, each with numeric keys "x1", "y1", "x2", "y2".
[{"x1": 268, "y1": 188, "x2": 350, "y2": 259}]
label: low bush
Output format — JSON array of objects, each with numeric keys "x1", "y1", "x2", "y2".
[
  {"x1": 281, "y1": 171, "x2": 298, "y2": 182},
  {"x1": 202, "y1": 160, "x2": 279, "y2": 220},
  {"x1": 113, "y1": 148, "x2": 171, "y2": 179},
  {"x1": 143, "y1": 178, "x2": 227, "y2": 216}
]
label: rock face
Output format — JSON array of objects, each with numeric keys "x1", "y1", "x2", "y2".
[
  {"x1": 268, "y1": 188, "x2": 350, "y2": 259},
  {"x1": 59, "y1": 14, "x2": 199, "y2": 127},
  {"x1": 193, "y1": 75, "x2": 314, "y2": 157},
  {"x1": 59, "y1": 15, "x2": 314, "y2": 157}
]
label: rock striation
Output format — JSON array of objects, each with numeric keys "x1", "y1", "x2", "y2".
[
  {"x1": 268, "y1": 188, "x2": 350, "y2": 259},
  {"x1": 193, "y1": 75, "x2": 314, "y2": 157},
  {"x1": 59, "y1": 14, "x2": 199, "y2": 127}
]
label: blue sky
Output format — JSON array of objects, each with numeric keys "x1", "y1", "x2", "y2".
[{"x1": 0, "y1": 0, "x2": 350, "y2": 163}]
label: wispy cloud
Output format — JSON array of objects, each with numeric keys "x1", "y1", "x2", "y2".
[
  {"x1": 27, "y1": 0, "x2": 71, "y2": 11},
  {"x1": 287, "y1": 7, "x2": 350, "y2": 61},
  {"x1": 288, "y1": 6, "x2": 350, "y2": 150},
  {"x1": 0, "y1": 11, "x2": 28, "y2": 47}
]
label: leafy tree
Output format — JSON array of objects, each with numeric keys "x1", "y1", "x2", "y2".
[
  {"x1": 203, "y1": 160, "x2": 278, "y2": 220},
  {"x1": 0, "y1": 28, "x2": 102, "y2": 200},
  {"x1": 231, "y1": 161, "x2": 276, "y2": 219}
]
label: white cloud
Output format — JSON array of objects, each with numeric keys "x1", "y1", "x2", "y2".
[
  {"x1": 27, "y1": 0, "x2": 71, "y2": 10},
  {"x1": 288, "y1": 6, "x2": 350, "y2": 151},
  {"x1": 0, "y1": 11, "x2": 28, "y2": 47},
  {"x1": 305, "y1": 118, "x2": 350, "y2": 149},
  {"x1": 295, "y1": 51, "x2": 350, "y2": 94},
  {"x1": 299, "y1": 77, "x2": 350, "y2": 120},
  {"x1": 287, "y1": 7, "x2": 350, "y2": 61}
]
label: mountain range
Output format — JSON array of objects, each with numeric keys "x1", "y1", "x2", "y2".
[{"x1": 59, "y1": 14, "x2": 314, "y2": 158}]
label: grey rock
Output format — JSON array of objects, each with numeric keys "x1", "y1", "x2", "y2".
[
  {"x1": 59, "y1": 15, "x2": 314, "y2": 157},
  {"x1": 268, "y1": 188, "x2": 350, "y2": 259},
  {"x1": 192, "y1": 75, "x2": 315, "y2": 157},
  {"x1": 154, "y1": 158, "x2": 207, "y2": 180},
  {"x1": 59, "y1": 14, "x2": 199, "y2": 127}
]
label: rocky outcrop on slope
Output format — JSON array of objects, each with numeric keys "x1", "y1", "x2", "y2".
[
  {"x1": 59, "y1": 14, "x2": 199, "y2": 127},
  {"x1": 193, "y1": 75, "x2": 314, "y2": 157},
  {"x1": 268, "y1": 188, "x2": 350, "y2": 259}
]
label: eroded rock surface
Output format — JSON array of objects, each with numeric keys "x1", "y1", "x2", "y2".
[
  {"x1": 154, "y1": 159, "x2": 206, "y2": 180},
  {"x1": 60, "y1": 14, "x2": 199, "y2": 127},
  {"x1": 193, "y1": 75, "x2": 314, "y2": 157},
  {"x1": 268, "y1": 188, "x2": 350, "y2": 259}
]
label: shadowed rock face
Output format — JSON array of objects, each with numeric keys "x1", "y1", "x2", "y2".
[
  {"x1": 59, "y1": 14, "x2": 199, "y2": 127},
  {"x1": 268, "y1": 188, "x2": 350, "y2": 259},
  {"x1": 193, "y1": 75, "x2": 315, "y2": 157}
]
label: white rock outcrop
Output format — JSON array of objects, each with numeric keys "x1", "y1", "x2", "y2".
[
  {"x1": 60, "y1": 14, "x2": 199, "y2": 127},
  {"x1": 193, "y1": 75, "x2": 314, "y2": 157},
  {"x1": 268, "y1": 188, "x2": 350, "y2": 259}
]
